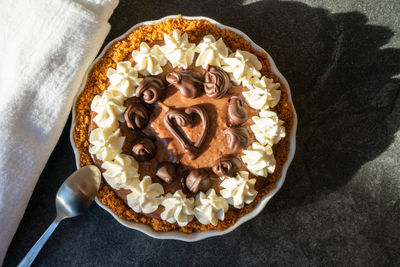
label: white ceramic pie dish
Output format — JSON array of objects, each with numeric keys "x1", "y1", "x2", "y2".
[{"x1": 70, "y1": 15, "x2": 297, "y2": 241}]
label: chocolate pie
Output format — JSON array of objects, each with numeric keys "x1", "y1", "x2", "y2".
[{"x1": 73, "y1": 16, "x2": 293, "y2": 232}]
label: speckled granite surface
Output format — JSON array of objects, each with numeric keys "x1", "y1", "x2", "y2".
[{"x1": 3, "y1": 0, "x2": 400, "y2": 266}]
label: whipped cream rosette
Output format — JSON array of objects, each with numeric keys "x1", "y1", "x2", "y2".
[
  {"x1": 161, "y1": 190, "x2": 195, "y2": 227},
  {"x1": 160, "y1": 29, "x2": 196, "y2": 69}
]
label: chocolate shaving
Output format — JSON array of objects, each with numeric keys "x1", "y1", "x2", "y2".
[
  {"x1": 224, "y1": 127, "x2": 249, "y2": 153},
  {"x1": 212, "y1": 155, "x2": 242, "y2": 177},
  {"x1": 203, "y1": 65, "x2": 231, "y2": 98},
  {"x1": 164, "y1": 105, "x2": 209, "y2": 160},
  {"x1": 166, "y1": 69, "x2": 203, "y2": 98},
  {"x1": 136, "y1": 77, "x2": 165, "y2": 104},
  {"x1": 131, "y1": 137, "x2": 156, "y2": 161}
]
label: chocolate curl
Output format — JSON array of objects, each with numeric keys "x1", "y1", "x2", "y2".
[
  {"x1": 124, "y1": 101, "x2": 149, "y2": 129},
  {"x1": 155, "y1": 162, "x2": 176, "y2": 184},
  {"x1": 212, "y1": 155, "x2": 242, "y2": 177},
  {"x1": 185, "y1": 168, "x2": 211, "y2": 193},
  {"x1": 136, "y1": 77, "x2": 165, "y2": 104},
  {"x1": 131, "y1": 137, "x2": 156, "y2": 161},
  {"x1": 224, "y1": 127, "x2": 249, "y2": 153},
  {"x1": 228, "y1": 95, "x2": 248, "y2": 126},
  {"x1": 203, "y1": 65, "x2": 231, "y2": 98},
  {"x1": 166, "y1": 69, "x2": 203, "y2": 98}
]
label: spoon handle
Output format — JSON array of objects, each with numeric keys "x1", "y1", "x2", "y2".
[{"x1": 18, "y1": 219, "x2": 60, "y2": 267}]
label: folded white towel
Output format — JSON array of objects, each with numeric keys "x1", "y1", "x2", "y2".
[{"x1": 0, "y1": 0, "x2": 118, "y2": 263}]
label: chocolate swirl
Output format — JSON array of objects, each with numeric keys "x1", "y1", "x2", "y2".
[
  {"x1": 164, "y1": 105, "x2": 209, "y2": 160},
  {"x1": 124, "y1": 101, "x2": 149, "y2": 129},
  {"x1": 166, "y1": 69, "x2": 203, "y2": 98},
  {"x1": 185, "y1": 168, "x2": 211, "y2": 193},
  {"x1": 131, "y1": 137, "x2": 156, "y2": 161},
  {"x1": 155, "y1": 162, "x2": 176, "y2": 184},
  {"x1": 203, "y1": 65, "x2": 231, "y2": 98},
  {"x1": 135, "y1": 77, "x2": 165, "y2": 104},
  {"x1": 212, "y1": 155, "x2": 242, "y2": 177},
  {"x1": 228, "y1": 95, "x2": 248, "y2": 126},
  {"x1": 224, "y1": 127, "x2": 249, "y2": 153}
]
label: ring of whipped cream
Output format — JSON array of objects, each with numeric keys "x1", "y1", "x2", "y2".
[{"x1": 89, "y1": 30, "x2": 285, "y2": 227}]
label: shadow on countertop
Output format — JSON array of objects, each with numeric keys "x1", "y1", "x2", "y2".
[
  {"x1": 4, "y1": 0, "x2": 400, "y2": 266},
  {"x1": 106, "y1": 0, "x2": 400, "y2": 208}
]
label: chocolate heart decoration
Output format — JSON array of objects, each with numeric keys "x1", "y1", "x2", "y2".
[{"x1": 163, "y1": 105, "x2": 209, "y2": 160}]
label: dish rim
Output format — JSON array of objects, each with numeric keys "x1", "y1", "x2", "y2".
[{"x1": 69, "y1": 15, "x2": 298, "y2": 242}]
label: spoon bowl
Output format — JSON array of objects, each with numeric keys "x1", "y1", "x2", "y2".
[
  {"x1": 18, "y1": 165, "x2": 101, "y2": 267},
  {"x1": 55, "y1": 165, "x2": 101, "y2": 219}
]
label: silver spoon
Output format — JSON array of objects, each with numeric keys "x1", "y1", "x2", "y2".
[{"x1": 18, "y1": 165, "x2": 101, "y2": 267}]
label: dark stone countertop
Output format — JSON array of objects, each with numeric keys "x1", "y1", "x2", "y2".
[{"x1": 3, "y1": 0, "x2": 400, "y2": 266}]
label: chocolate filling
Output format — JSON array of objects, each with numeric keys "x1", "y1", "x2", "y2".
[{"x1": 88, "y1": 45, "x2": 270, "y2": 220}]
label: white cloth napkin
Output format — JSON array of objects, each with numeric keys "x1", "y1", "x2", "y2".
[{"x1": 0, "y1": 0, "x2": 118, "y2": 263}]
